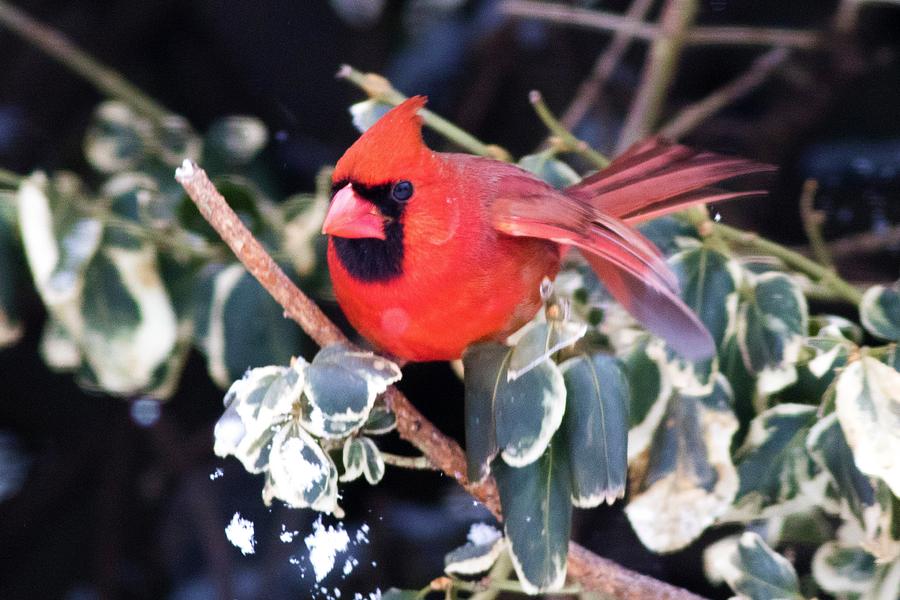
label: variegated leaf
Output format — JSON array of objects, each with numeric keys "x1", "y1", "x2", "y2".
[
  {"x1": 444, "y1": 523, "x2": 505, "y2": 576},
  {"x1": 723, "y1": 532, "x2": 804, "y2": 600},
  {"x1": 507, "y1": 319, "x2": 587, "y2": 381},
  {"x1": 264, "y1": 422, "x2": 339, "y2": 514},
  {"x1": 860, "y1": 284, "x2": 900, "y2": 342}
]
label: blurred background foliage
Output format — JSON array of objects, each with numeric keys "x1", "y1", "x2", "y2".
[{"x1": 1, "y1": 1, "x2": 900, "y2": 599}]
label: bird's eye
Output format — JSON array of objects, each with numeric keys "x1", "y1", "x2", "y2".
[{"x1": 391, "y1": 180, "x2": 413, "y2": 203}]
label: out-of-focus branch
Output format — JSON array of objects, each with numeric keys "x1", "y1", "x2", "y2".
[
  {"x1": 617, "y1": 0, "x2": 698, "y2": 152},
  {"x1": 0, "y1": 0, "x2": 172, "y2": 123},
  {"x1": 175, "y1": 163, "x2": 706, "y2": 600},
  {"x1": 798, "y1": 179, "x2": 835, "y2": 270},
  {"x1": 659, "y1": 47, "x2": 790, "y2": 140},
  {"x1": 560, "y1": 0, "x2": 656, "y2": 131},
  {"x1": 530, "y1": 90, "x2": 610, "y2": 168}
]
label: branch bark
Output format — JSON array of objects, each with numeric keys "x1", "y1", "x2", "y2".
[{"x1": 175, "y1": 161, "x2": 706, "y2": 599}]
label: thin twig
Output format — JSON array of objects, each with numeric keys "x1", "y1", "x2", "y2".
[
  {"x1": 617, "y1": 0, "x2": 698, "y2": 152},
  {"x1": 809, "y1": 223, "x2": 900, "y2": 259},
  {"x1": 380, "y1": 451, "x2": 438, "y2": 471},
  {"x1": 500, "y1": 0, "x2": 823, "y2": 49},
  {"x1": 659, "y1": 47, "x2": 791, "y2": 140},
  {"x1": 175, "y1": 163, "x2": 706, "y2": 600},
  {"x1": 530, "y1": 90, "x2": 610, "y2": 168},
  {"x1": 560, "y1": 0, "x2": 656, "y2": 131},
  {"x1": 798, "y1": 179, "x2": 835, "y2": 269},
  {"x1": 0, "y1": 0, "x2": 172, "y2": 123},
  {"x1": 337, "y1": 65, "x2": 510, "y2": 161}
]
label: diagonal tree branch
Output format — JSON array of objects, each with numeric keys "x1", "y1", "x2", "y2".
[{"x1": 174, "y1": 161, "x2": 706, "y2": 600}]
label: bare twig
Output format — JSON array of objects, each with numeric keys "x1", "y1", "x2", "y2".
[
  {"x1": 560, "y1": 0, "x2": 656, "y2": 131},
  {"x1": 500, "y1": 1, "x2": 822, "y2": 49},
  {"x1": 617, "y1": 0, "x2": 698, "y2": 152},
  {"x1": 530, "y1": 90, "x2": 610, "y2": 168},
  {"x1": 659, "y1": 47, "x2": 791, "y2": 140},
  {"x1": 0, "y1": 0, "x2": 171, "y2": 122},
  {"x1": 175, "y1": 163, "x2": 705, "y2": 599},
  {"x1": 379, "y1": 451, "x2": 438, "y2": 471},
  {"x1": 814, "y1": 224, "x2": 900, "y2": 259},
  {"x1": 798, "y1": 179, "x2": 835, "y2": 269}
]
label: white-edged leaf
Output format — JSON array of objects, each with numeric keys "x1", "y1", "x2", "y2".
[
  {"x1": 560, "y1": 353, "x2": 628, "y2": 507},
  {"x1": 463, "y1": 344, "x2": 502, "y2": 482},
  {"x1": 444, "y1": 523, "x2": 505, "y2": 576},
  {"x1": 860, "y1": 284, "x2": 900, "y2": 341},
  {"x1": 349, "y1": 99, "x2": 392, "y2": 133},
  {"x1": 83, "y1": 101, "x2": 152, "y2": 173},
  {"x1": 301, "y1": 342, "x2": 401, "y2": 439},
  {"x1": 507, "y1": 319, "x2": 587, "y2": 381},
  {"x1": 623, "y1": 338, "x2": 672, "y2": 461},
  {"x1": 723, "y1": 532, "x2": 804, "y2": 600},
  {"x1": 518, "y1": 153, "x2": 581, "y2": 189},
  {"x1": 624, "y1": 376, "x2": 738, "y2": 552},
  {"x1": 493, "y1": 436, "x2": 572, "y2": 594},
  {"x1": 341, "y1": 436, "x2": 365, "y2": 483},
  {"x1": 213, "y1": 362, "x2": 306, "y2": 473},
  {"x1": 835, "y1": 356, "x2": 900, "y2": 497},
  {"x1": 357, "y1": 436, "x2": 384, "y2": 485},
  {"x1": 812, "y1": 541, "x2": 877, "y2": 596},
  {"x1": 361, "y1": 405, "x2": 396, "y2": 435},
  {"x1": 264, "y1": 422, "x2": 339, "y2": 514},
  {"x1": 729, "y1": 404, "x2": 826, "y2": 521},
  {"x1": 281, "y1": 192, "x2": 329, "y2": 277},
  {"x1": 206, "y1": 116, "x2": 268, "y2": 165}
]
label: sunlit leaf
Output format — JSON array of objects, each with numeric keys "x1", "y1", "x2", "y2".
[
  {"x1": 264, "y1": 421, "x2": 339, "y2": 514},
  {"x1": 625, "y1": 376, "x2": 738, "y2": 552},
  {"x1": 560, "y1": 353, "x2": 628, "y2": 507},
  {"x1": 518, "y1": 152, "x2": 581, "y2": 189},
  {"x1": 205, "y1": 116, "x2": 269, "y2": 165},
  {"x1": 737, "y1": 272, "x2": 808, "y2": 385},
  {"x1": 301, "y1": 343, "x2": 401, "y2": 439},
  {"x1": 723, "y1": 532, "x2": 804, "y2": 600},
  {"x1": 507, "y1": 319, "x2": 587, "y2": 380},
  {"x1": 730, "y1": 404, "x2": 826, "y2": 520},
  {"x1": 494, "y1": 436, "x2": 572, "y2": 594},
  {"x1": 444, "y1": 523, "x2": 505, "y2": 576},
  {"x1": 835, "y1": 356, "x2": 900, "y2": 497},
  {"x1": 860, "y1": 284, "x2": 900, "y2": 342}
]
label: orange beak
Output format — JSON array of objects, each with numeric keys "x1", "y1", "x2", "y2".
[{"x1": 321, "y1": 183, "x2": 387, "y2": 240}]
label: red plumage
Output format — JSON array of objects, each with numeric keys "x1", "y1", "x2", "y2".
[{"x1": 322, "y1": 97, "x2": 772, "y2": 362}]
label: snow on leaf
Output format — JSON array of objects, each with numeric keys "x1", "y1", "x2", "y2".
[{"x1": 265, "y1": 422, "x2": 339, "y2": 514}]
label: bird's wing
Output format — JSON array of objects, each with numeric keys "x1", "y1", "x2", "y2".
[
  {"x1": 567, "y1": 136, "x2": 775, "y2": 223},
  {"x1": 490, "y1": 179, "x2": 714, "y2": 360}
]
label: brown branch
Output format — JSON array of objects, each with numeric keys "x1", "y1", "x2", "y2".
[
  {"x1": 560, "y1": 0, "x2": 656, "y2": 131},
  {"x1": 659, "y1": 47, "x2": 791, "y2": 140},
  {"x1": 617, "y1": 0, "x2": 698, "y2": 152},
  {"x1": 175, "y1": 162, "x2": 705, "y2": 599}
]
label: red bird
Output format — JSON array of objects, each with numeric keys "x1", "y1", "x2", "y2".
[{"x1": 322, "y1": 96, "x2": 769, "y2": 362}]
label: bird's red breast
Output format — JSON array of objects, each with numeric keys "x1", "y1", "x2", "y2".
[{"x1": 323, "y1": 96, "x2": 773, "y2": 362}]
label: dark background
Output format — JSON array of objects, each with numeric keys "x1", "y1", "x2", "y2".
[{"x1": 1, "y1": 1, "x2": 899, "y2": 598}]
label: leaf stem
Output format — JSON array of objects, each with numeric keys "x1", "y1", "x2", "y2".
[
  {"x1": 713, "y1": 221, "x2": 864, "y2": 305},
  {"x1": 0, "y1": 1, "x2": 172, "y2": 123},
  {"x1": 798, "y1": 179, "x2": 835, "y2": 270},
  {"x1": 530, "y1": 90, "x2": 609, "y2": 168},
  {"x1": 336, "y1": 65, "x2": 509, "y2": 161},
  {"x1": 380, "y1": 452, "x2": 437, "y2": 471}
]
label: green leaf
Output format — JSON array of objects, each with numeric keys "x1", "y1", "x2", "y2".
[
  {"x1": 812, "y1": 542, "x2": 877, "y2": 596},
  {"x1": 213, "y1": 362, "x2": 306, "y2": 473},
  {"x1": 340, "y1": 436, "x2": 365, "y2": 482},
  {"x1": 720, "y1": 334, "x2": 757, "y2": 431},
  {"x1": 301, "y1": 342, "x2": 401, "y2": 439},
  {"x1": 361, "y1": 404, "x2": 396, "y2": 435},
  {"x1": 83, "y1": 101, "x2": 151, "y2": 173},
  {"x1": 444, "y1": 523, "x2": 505, "y2": 576},
  {"x1": 507, "y1": 319, "x2": 587, "y2": 380},
  {"x1": 624, "y1": 376, "x2": 738, "y2": 552},
  {"x1": 669, "y1": 243, "x2": 741, "y2": 349},
  {"x1": 737, "y1": 272, "x2": 808, "y2": 380},
  {"x1": 463, "y1": 344, "x2": 503, "y2": 482},
  {"x1": 834, "y1": 356, "x2": 900, "y2": 498},
  {"x1": 155, "y1": 114, "x2": 202, "y2": 167},
  {"x1": 723, "y1": 532, "x2": 804, "y2": 600},
  {"x1": 637, "y1": 216, "x2": 699, "y2": 257},
  {"x1": 807, "y1": 413, "x2": 876, "y2": 527},
  {"x1": 358, "y1": 436, "x2": 385, "y2": 485},
  {"x1": 281, "y1": 192, "x2": 329, "y2": 278},
  {"x1": 518, "y1": 152, "x2": 581, "y2": 189},
  {"x1": 494, "y1": 437, "x2": 572, "y2": 594},
  {"x1": 560, "y1": 353, "x2": 628, "y2": 507},
  {"x1": 0, "y1": 213, "x2": 23, "y2": 348},
  {"x1": 809, "y1": 314, "x2": 863, "y2": 345},
  {"x1": 466, "y1": 341, "x2": 567, "y2": 468},
  {"x1": 205, "y1": 116, "x2": 268, "y2": 165},
  {"x1": 349, "y1": 99, "x2": 392, "y2": 133},
  {"x1": 195, "y1": 264, "x2": 307, "y2": 388},
  {"x1": 861, "y1": 284, "x2": 900, "y2": 341},
  {"x1": 731, "y1": 404, "x2": 825, "y2": 520},
  {"x1": 264, "y1": 421, "x2": 339, "y2": 514},
  {"x1": 380, "y1": 590, "x2": 419, "y2": 600},
  {"x1": 623, "y1": 338, "x2": 671, "y2": 460}
]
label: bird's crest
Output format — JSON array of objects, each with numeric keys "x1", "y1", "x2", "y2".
[{"x1": 334, "y1": 96, "x2": 434, "y2": 185}]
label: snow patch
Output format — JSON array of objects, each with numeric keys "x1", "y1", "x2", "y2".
[
  {"x1": 305, "y1": 517, "x2": 350, "y2": 582},
  {"x1": 225, "y1": 512, "x2": 256, "y2": 555},
  {"x1": 467, "y1": 522, "x2": 501, "y2": 546},
  {"x1": 209, "y1": 467, "x2": 224, "y2": 481}
]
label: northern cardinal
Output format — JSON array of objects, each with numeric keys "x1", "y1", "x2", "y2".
[{"x1": 322, "y1": 96, "x2": 770, "y2": 362}]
